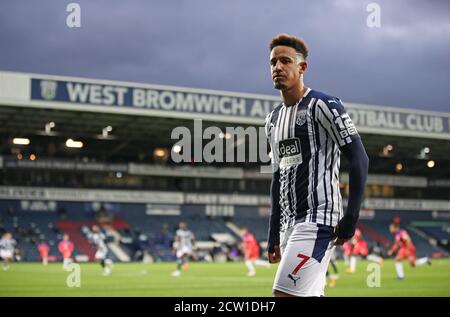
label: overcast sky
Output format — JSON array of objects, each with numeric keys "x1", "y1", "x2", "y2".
[{"x1": 0, "y1": 0, "x2": 449, "y2": 112}]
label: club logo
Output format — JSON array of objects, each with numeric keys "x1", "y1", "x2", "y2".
[
  {"x1": 288, "y1": 274, "x2": 301, "y2": 286},
  {"x1": 40, "y1": 80, "x2": 58, "y2": 100},
  {"x1": 296, "y1": 109, "x2": 307, "y2": 126}
]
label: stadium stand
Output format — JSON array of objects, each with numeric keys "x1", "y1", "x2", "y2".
[{"x1": 0, "y1": 71, "x2": 448, "y2": 263}]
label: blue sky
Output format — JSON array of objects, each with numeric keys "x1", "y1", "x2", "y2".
[{"x1": 0, "y1": 0, "x2": 449, "y2": 112}]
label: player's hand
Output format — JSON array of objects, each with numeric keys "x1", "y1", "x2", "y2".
[
  {"x1": 332, "y1": 217, "x2": 358, "y2": 246},
  {"x1": 332, "y1": 225, "x2": 351, "y2": 246},
  {"x1": 387, "y1": 250, "x2": 393, "y2": 256},
  {"x1": 268, "y1": 245, "x2": 281, "y2": 263},
  {"x1": 333, "y1": 237, "x2": 349, "y2": 246}
]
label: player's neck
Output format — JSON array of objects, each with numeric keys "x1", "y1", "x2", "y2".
[{"x1": 281, "y1": 82, "x2": 308, "y2": 107}]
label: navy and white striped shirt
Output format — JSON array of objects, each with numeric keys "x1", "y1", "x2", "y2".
[
  {"x1": 91, "y1": 232, "x2": 107, "y2": 252},
  {"x1": 175, "y1": 229, "x2": 195, "y2": 250},
  {"x1": 0, "y1": 238, "x2": 16, "y2": 252},
  {"x1": 265, "y1": 88, "x2": 360, "y2": 233}
]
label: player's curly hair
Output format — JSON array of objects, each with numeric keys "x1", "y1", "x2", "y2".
[{"x1": 270, "y1": 33, "x2": 308, "y2": 60}]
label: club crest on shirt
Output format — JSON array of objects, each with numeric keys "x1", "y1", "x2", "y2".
[{"x1": 296, "y1": 109, "x2": 307, "y2": 126}]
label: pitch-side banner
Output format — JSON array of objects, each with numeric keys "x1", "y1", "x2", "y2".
[{"x1": 0, "y1": 186, "x2": 449, "y2": 211}]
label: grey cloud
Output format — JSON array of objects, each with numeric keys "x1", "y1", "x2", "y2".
[{"x1": 0, "y1": 0, "x2": 448, "y2": 112}]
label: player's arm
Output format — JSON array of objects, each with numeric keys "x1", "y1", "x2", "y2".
[
  {"x1": 314, "y1": 98, "x2": 369, "y2": 245},
  {"x1": 264, "y1": 112, "x2": 281, "y2": 263},
  {"x1": 191, "y1": 234, "x2": 196, "y2": 249},
  {"x1": 388, "y1": 240, "x2": 400, "y2": 256},
  {"x1": 267, "y1": 168, "x2": 281, "y2": 263},
  {"x1": 173, "y1": 236, "x2": 180, "y2": 252},
  {"x1": 334, "y1": 139, "x2": 369, "y2": 244}
]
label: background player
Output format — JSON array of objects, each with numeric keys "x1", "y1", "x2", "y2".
[
  {"x1": 171, "y1": 222, "x2": 195, "y2": 277},
  {"x1": 58, "y1": 234, "x2": 74, "y2": 268},
  {"x1": 90, "y1": 225, "x2": 113, "y2": 276},
  {"x1": 388, "y1": 222, "x2": 431, "y2": 280},
  {"x1": 0, "y1": 232, "x2": 16, "y2": 271},
  {"x1": 326, "y1": 248, "x2": 339, "y2": 288},
  {"x1": 38, "y1": 240, "x2": 50, "y2": 266},
  {"x1": 344, "y1": 228, "x2": 383, "y2": 273},
  {"x1": 240, "y1": 227, "x2": 270, "y2": 277}
]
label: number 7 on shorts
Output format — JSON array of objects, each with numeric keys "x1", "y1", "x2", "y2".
[{"x1": 292, "y1": 253, "x2": 310, "y2": 275}]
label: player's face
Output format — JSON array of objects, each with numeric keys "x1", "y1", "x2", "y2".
[
  {"x1": 389, "y1": 224, "x2": 398, "y2": 234},
  {"x1": 270, "y1": 46, "x2": 305, "y2": 90}
]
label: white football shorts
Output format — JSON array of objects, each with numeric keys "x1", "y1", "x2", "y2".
[
  {"x1": 0, "y1": 249, "x2": 13, "y2": 259},
  {"x1": 273, "y1": 221, "x2": 335, "y2": 297},
  {"x1": 95, "y1": 247, "x2": 108, "y2": 260},
  {"x1": 176, "y1": 246, "x2": 193, "y2": 259}
]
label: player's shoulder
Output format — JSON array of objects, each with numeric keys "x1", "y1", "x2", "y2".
[
  {"x1": 401, "y1": 229, "x2": 411, "y2": 237},
  {"x1": 309, "y1": 89, "x2": 344, "y2": 109},
  {"x1": 265, "y1": 103, "x2": 283, "y2": 121}
]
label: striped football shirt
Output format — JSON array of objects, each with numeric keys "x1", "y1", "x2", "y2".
[{"x1": 265, "y1": 88, "x2": 360, "y2": 232}]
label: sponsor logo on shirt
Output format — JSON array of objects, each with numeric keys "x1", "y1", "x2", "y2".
[{"x1": 277, "y1": 138, "x2": 303, "y2": 168}]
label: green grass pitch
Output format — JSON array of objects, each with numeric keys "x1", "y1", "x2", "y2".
[{"x1": 0, "y1": 259, "x2": 449, "y2": 296}]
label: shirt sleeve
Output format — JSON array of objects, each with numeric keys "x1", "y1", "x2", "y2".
[
  {"x1": 264, "y1": 111, "x2": 279, "y2": 167},
  {"x1": 315, "y1": 97, "x2": 369, "y2": 237},
  {"x1": 314, "y1": 97, "x2": 360, "y2": 148},
  {"x1": 265, "y1": 111, "x2": 281, "y2": 253}
]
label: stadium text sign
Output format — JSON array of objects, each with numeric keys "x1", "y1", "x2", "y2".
[
  {"x1": 346, "y1": 108, "x2": 449, "y2": 135},
  {"x1": 31, "y1": 78, "x2": 279, "y2": 119},
  {"x1": 26, "y1": 75, "x2": 450, "y2": 139}
]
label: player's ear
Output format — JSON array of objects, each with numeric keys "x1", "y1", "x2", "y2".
[{"x1": 299, "y1": 61, "x2": 307, "y2": 75}]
